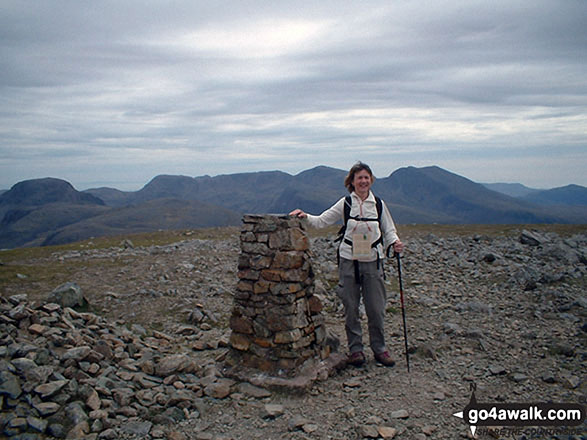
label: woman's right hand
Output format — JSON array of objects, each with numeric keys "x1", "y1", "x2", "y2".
[{"x1": 289, "y1": 209, "x2": 307, "y2": 219}]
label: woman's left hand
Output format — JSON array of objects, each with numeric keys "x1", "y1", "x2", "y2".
[{"x1": 289, "y1": 209, "x2": 307, "y2": 219}]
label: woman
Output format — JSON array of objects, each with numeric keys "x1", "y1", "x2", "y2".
[{"x1": 290, "y1": 162, "x2": 404, "y2": 367}]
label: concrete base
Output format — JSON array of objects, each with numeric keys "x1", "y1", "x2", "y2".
[{"x1": 223, "y1": 352, "x2": 348, "y2": 393}]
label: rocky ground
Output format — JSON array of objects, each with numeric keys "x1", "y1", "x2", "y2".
[{"x1": 0, "y1": 224, "x2": 586, "y2": 440}]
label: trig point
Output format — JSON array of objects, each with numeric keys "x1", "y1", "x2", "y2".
[{"x1": 225, "y1": 215, "x2": 344, "y2": 389}]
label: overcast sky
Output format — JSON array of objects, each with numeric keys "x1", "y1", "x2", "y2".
[{"x1": 1, "y1": 0, "x2": 586, "y2": 191}]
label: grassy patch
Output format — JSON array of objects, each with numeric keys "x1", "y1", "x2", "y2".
[
  {"x1": 0, "y1": 262, "x2": 75, "y2": 287},
  {"x1": 0, "y1": 226, "x2": 240, "y2": 260}
]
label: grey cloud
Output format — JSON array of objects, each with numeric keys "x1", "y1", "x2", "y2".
[{"x1": 0, "y1": 0, "x2": 585, "y2": 190}]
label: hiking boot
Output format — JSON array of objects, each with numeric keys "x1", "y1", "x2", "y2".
[
  {"x1": 374, "y1": 351, "x2": 395, "y2": 367},
  {"x1": 347, "y1": 351, "x2": 366, "y2": 367}
]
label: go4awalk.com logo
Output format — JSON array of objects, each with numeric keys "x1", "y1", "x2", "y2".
[{"x1": 453, "y1": 384, "x2": 585, "y2": 437}]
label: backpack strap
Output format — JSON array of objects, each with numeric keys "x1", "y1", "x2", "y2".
[
  {"x1": 334, "y1": 195, "x2": 353, "y2": 243},
  {"x1": 371, "y1": 196, "x2": 383, "y2": 248},
  {"x1": 344, "y1": 195, "x2": 353, "y2": 228},
  {"x1": 335, "y1": 195, "x2": 352, "y2": 266}
]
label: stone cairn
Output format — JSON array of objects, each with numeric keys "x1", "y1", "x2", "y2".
[{"x1": 228, "y1": 215, "x2": 332, "y2": 374}]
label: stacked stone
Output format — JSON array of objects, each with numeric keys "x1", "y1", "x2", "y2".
[
  {"x1": 229, "y1": 215, "x2": 327, "y2": 372},
  {"x1": 0, "y1": 293, "x2": 220, "y2": 440}
]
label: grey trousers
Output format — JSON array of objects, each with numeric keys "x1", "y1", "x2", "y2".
[{"x1": 338, "y1": 258, "x2": 387, "y2": 355}]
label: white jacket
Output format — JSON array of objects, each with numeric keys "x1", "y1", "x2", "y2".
[{"x1": 305, "y1": 191, "x2": 400, "y2": 261}]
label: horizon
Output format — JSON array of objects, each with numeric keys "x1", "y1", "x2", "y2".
[
  {"x1": 1, "y1": 1, "x2": 586, "y2": 192},
  {"x1": 0, "y1": 164, "x2": 581, "y2": 193}
]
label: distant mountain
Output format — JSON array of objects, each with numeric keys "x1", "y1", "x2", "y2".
[
  {"x1": 483, "y1": 182, "x2": 587, "y2": 208},
  {"x1": 0, "y1": 178, "x2": 108, "y2": 248},
  {"x1": 483, "y1": 182, "x2": 541, "y2": 198},
  {"x1": 88, "y1": 167, "x2": 346, "y2": 214},
  {"x1": 2, "y1": 166, "x2": 586, "y2": 249},
  {"x1": 84, "y1": 187, "x2": 134, "y2": 207},
  {"x1": 0, "y1": 177, "x2": 104, "y2": 220},
  {"x1": 520, "y1": 184, "x2": 587, "y2": 207},
  {"x1": 133, "y1": 175, "x2": 202, "y2": 204},
  {"x1": 373, "y1": 166, "x2": 575, "y2": 224},
  {"x1": 0, "y1": 176, "x2": 242, "y2": 248},
  {"x1": 186, "y1": 171, "x2": 296, "y2": 213},
  {"x1": 293, "y1": 166, "x2": 347, "y2": 192}
]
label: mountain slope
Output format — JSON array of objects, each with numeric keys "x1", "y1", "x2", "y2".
[
  {"x1": 0, "y1": 203, "x2": 111, "y2": 248},
  {"x1": 42, "y1": 198, "x2": 242, "y2": 246}
]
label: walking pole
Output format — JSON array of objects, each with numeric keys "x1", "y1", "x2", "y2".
[{"x1": 395, "y1": 252, "x2": 410, "y2": 372}]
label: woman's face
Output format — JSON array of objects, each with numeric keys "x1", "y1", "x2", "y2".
[{"x1": 353, "y1": 169, "x2": 373, "y2": 196}]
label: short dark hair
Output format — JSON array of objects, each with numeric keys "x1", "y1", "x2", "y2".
[{"x1": 344, "y1": 161, "x2": 375, "y2": 193}]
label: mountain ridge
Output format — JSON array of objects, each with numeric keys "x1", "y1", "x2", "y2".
[
  {"x1": 375, "y1": 166, "x2": 578, "y2": 224},
  {"x1": 520, "y1": 184, "x2": 587, "y2": 207},
  {"x1": 1, "y1": 166, "x2": 585, "y2": 249}
]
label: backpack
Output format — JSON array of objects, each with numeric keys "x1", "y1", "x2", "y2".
[
  {"x1": 335, "y1": 194, "x2": 384, "y2": 254},
  {"x1": 335, "y1": 194, "x2": 386, "y2": 282}
]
